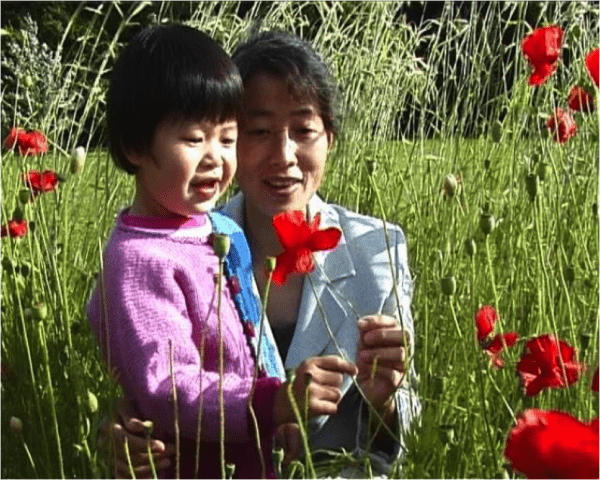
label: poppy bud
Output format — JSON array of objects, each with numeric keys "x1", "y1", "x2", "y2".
[
  {"x1": 12, "y1": 205, "x2": 25, "y2": 222},
  {"x1": 32, "y1": 302, "x2": 47, "y2": 321},
  {"x1": 365, "y1": 160, "x2": 377, "y2": 175},
  {"x1": 480, "y1": 213, "x2": 495, "y2": 235},
  {"x1": 20, "y1": 262, "x2": 31, "y2": 278},
  {"x1": 464, "y1": 239, "x2": 477, "y2": 257},
  {"x1": 70, "y1": 146, "x2": 86, "y2": 174},
  {"x1": 536, "y1": 162, "x2": 548, "y2": 181},
  {"x1": 563, "y1": 266, "x2": 575, "y2": 285},
  {"x1": 9, "y1": 416, "x2": 23, "y2": 435},
  {"x1": 211, "y1": 233, "x2": 230, "y2": 259},
  {"x1": 569, "y1": 23, "x2": 582, "y2": 41},
  {"x1": 439, "y1": 424, "x2": 455, "y2": 444},
  {"x1": 442, "y1": 174, "x2": 459, "y2": 199},
  {"x1": 490, "y1": 120, "x2": 503, "y2": 143},
  {"x1": 265, "y1": 256, "x2": 277, "y2": 273},
  {"x1": 141, "y1": 420, "x2": 154, "y2": 437},
  {"x1": 530, "y1": 153, "x2": 541, "y2": 165},
  {"x1": 483, "y1": 159, "x2": 491, "y2": 170},
  {"x1": 2, "y1": 257, "x2": 15, "y2": 273},
  {"x1": 579, "y1": 332, "x2": 592, "y2": 350},
  {"x1": 525, "y1": 174, "x2": 538, "y2": 202},
  {"x1": 225, "y1": 463, "x2": 236, "y2": 479},
  {"x1": 273, "y1": 447, "x2": 284, "y2": 475},
  {"x1": 593, "y1": 203, "x2": 598, "y2": 218},
  {"x1": 23, "y1": 75, "x2": 33, "y2": 88},
  {"x1": 18, "y1": 188, "x2": 32, "y2": 204},
  {"x1": 441, "y1": 276, "x2": 456, "y2": 296},
  {"x1": 87, "y1": 391, "x2": 98, "y2": 413}
]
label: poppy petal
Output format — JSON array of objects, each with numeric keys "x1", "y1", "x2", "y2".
[{"x1": 586, "y1": 48, "x2": 599, "y2": 87}]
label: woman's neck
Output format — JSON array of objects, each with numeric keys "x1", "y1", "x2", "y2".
[{"x1": 243, "y1": 202, "x2": 282, "y2": 265}]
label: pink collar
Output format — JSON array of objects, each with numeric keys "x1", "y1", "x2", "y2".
[{"x1": 122, "y1": 210, "x2": 208, "y2": 230}]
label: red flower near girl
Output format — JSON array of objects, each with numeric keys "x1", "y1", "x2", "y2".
[
  {"x1": 521, "y1": 25, "x2": 564, "y2": 86},
  {"x1": 271, "y1": 210, "x2": 342, "y2": 285},
  {"x1": 474, "y1": 305, "x2": 519, "y2": 369},
  {"x1": 1, "y1": 219, "x2": 28, "y2": 239},
  {"x1": 2, "y1": 128, "x2": 48, "y2": 156},
  {"x1": 545, "y1": 107, "x2": 577, "y2": 144},
  {"x1": 516, "y1": 334, "x2": 583, "y2": 397},
  {"x1": 586, "y1": 47, "x2": 599, "y2": 88},
  {"x1": 567, "y1": 85, "x2": 595, "y2": 113},
  {"x1": 22, "y1": 170, "x2": 60, "y2": 195},
  {"x1": 504, "y1": 409, "x2": 599, "y2": 479}
]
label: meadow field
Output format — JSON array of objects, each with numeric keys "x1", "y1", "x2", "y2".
[{"x1": 1, "y1": 2, "x2": 599, "y2": 478}]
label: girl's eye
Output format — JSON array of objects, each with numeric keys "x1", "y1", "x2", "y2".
[{"x1": 221, "y1": 138, "x2": 236, "y2": 146}]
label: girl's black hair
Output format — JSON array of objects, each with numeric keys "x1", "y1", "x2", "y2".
[
  {"x1": 107, "y1": 24, "x2": 243, "y2": 174},
  {"x1": 232, "y1": 30, "x2": 340, "y2": 139}
]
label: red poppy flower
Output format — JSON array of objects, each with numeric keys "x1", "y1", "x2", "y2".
[
  {"x1": 516, "y1": 334, "x2": 583, "y2": 397},
  {"x1": 484, "y1": 332, "x2": 520, "y2": 369},
  {"x1": 567, "y1": 85, "x2": 595, "y2": 112},
  {"x1": 546, "y1": 107, "x2": 577, "y2": 144},
  {"x1": 504, "y1": 409, "x2": 599, "y2": 479},
  {"x1": 19, "y1": 131, "x2": 48, "y2": 156},
  {"x1": 1, "y1": 219, "x2": 28, "y2": 239},
  {"x1": 587, "y1": 47, "x2": 599, "y2": 88},
  {"x1": 271, "y1": 210, "x2": 342, "y2": 285},
  {"x1": 2, "y1": 127, "x2": 26, "y2": 150},
  {"x1": 592, "y1": 367, "x2": 599, "y2": 393},
  {"x1": 521, "y1": 25, "x2": 564, "y2": 86},
  {"x1": 475, "y1": 305, "x2": 498, "y2": 342},
  {"x1": 22, "y1": 170, "x2": 60, "y2": 194}
]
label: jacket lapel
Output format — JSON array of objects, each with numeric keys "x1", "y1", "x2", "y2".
[{"x1": 284, "y1": 196, "x2": 357, "y2": 368}]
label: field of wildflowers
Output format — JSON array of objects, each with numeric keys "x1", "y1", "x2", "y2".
[{"x1": 1, "y1": 2, "x2": 599, "y2": 478}]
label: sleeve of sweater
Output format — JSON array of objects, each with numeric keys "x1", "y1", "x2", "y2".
[{"x1": 87, "y1": 249, "x2": 280, "y2": 443}]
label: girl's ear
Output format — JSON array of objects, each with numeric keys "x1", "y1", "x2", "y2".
[
  {"x1": 327, "y1": 131, "x2": 335, "y2": 151},
  {"x1": 123, "y1": 145, "x2": 145, "y2": 167}
]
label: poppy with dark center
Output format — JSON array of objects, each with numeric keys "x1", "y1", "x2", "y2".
[
  {"x1": 545, "y1": 107, "x2": 577, "y2": 144},
  {"x1": 22, "y1": 170, "x2": 60, "y2": 195},
  {"x1": 1, "y1": 219, "x2": 28, "y2": 239},
  {"x1": 504, "y1": 408, "x2": 599, "y2": 479},
  {"x1": 567, "y1": 85, "x2": 595, "y2": 113},
  {"x1": 587, "y1": 47, "x2": 599, "y2": 87},
  {"x1": 271, "y1": 210, "x2": 342, "y2": 285},
  {"x1": 19, "y1": 131, "x2": 48, "y2": 156},
  {"x1": 521, "y1": 25, "x2": 564, "y2": 86},
  {"x1": 516, "y1": 334, "x2": 583, "y2": 397},
  {"x1": 474, "y1": 305, "x2": 519, "y2": 369}
]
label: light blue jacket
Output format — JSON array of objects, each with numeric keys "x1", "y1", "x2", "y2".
[{"x1": 219, "y1": 192, "x2": 421, "y2": 474}]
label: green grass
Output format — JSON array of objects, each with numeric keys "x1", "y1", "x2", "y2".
[{"x1": 1, "y1": 1, "x2": 599, "y2": 478}]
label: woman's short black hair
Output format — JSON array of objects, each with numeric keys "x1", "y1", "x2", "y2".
[
  {"x1": 107, "y1": 24, "x2": 243, "y2": 174},
  {"x1": 232, "y1": 30, "x2": 340, "y2": 139}
]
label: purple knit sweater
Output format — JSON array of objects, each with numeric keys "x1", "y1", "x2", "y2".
[{"x1": 87, "y1": 211, "x2": 280, "y2": 478}]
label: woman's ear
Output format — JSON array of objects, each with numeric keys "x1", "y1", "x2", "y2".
[{"x1": 327, "y1": 132, "x2": 336, "y2": 151}]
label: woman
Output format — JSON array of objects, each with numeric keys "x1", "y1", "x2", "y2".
[{"x1": 102, "y1": 30, "x2": 420, "y2": 478}]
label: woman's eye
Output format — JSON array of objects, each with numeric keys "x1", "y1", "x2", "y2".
[
  {"x1": 185, "y1": 137, "x2": 203, "y2": 144},
  {"x1": 247, "y1": 128, "x2": 269, "y2": 136}
]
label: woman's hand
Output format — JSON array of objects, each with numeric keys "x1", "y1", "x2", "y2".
[
  {"x1": 273, "y1": 355, "x2": 358, "y2": 426},
  {"x1": 97, "y1": 397, "x2": 176, "y2": 479},
  {"x1": 356, "y1": 315, "x2": 410, "y2": 414}
]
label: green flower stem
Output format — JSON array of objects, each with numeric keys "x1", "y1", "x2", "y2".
[
  {"x1": 286, "y1": 372, "x2": 316, "y2": 479},
  {"x1": 123, "y1": 437, "x2": 136, "y2": 479},
  {"x1": 247, "y1": 267, "x2": 274, "y2": 480},
  {"x1": 216, "y1": 260, "x2": 226, "y2": 480},
  {"x1": 168, "y1": 340, "x2": 180, "y2": 479},
  {"x1": 145, "y1": 434, "x2": 157, "y2": 480},
  {"x1": 194, "y1": 333, "x2": 206, "y2": 479},
  {"x1": 484, "y1": 237, "x2": 500, "y2": 316},
  {"x1": 38, "y1": 322, "x2": 65, "y2": 479}
]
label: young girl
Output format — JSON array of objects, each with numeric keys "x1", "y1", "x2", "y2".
[{"x1": 86, "y1": 25, "x2": 356, "y2": 479}]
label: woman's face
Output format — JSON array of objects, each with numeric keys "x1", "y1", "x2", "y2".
[{"x1": 236, "y1": 73, "x2": 332, "y2": 220}]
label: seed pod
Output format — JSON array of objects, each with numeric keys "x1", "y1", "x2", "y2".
[
  {"x1": 464, "y1": 239, "x2": 477, "y2": 257},
  {"x1": 32, "y1": 302, "x2": 47, "y2": 321},
  {"x1": 23, "y1": 75, "x2": 33, "y2": 88},
  {"x1": 530, "y1": 152, "x2": 541, "y2": 165},
  {"x1": 563, "y1": 266, "x2": 575, "y2": 285},
  {"x1": 592, "y1": 203, "x2": 598, "y2": 218},
  {"x1": 431, "y1": 376, "x2": 447, "y2": 398},
  {"x1": 141, "y1": 420, "x2": 154, "y2": 437},
  {"x1": 265, "y1": 256, "x2": 277, "y2": 273},
  {"x1": 536, "y1": 162, "x2": 549, "y2": 181},
  {"x1": 211, "y1": 233, "x2": 230, "y2": 259},
  {"x1": 365, "y1": 160, "x2": 377, "y2": 175},
  {"x1": 480, "y1": 213, "x2": 495, "y2": 235},
  {"x1": 225, "y1": 463, "x2": 236, "y2": 479},
  {"x1": 490, "y1": 120, "x2": 503, "y2": 143},
  {"x1": 70, "y1": 146, "x2": 86, "y2": 174},
  {"x1": 441, "y1": 276, "x2": 456, "y2": 296},
  {"x1": 442, "y1": 174, "x2": 459, "y2": 199},
  {"x1": 525, "y1": 174, "x2": 538, "y2": 202},
  {"x1": 9, "y1": 416, "x2": 23, "y2": 435},
  {"x1": 579, "y1": 332, "x2": 592, "y2": 350},
  {"x1": 439, "y1": 424, "x2": 456, "y2": 445},
  {"x1": 483, "y1": 159, "x2": 491, "y2": 170}
]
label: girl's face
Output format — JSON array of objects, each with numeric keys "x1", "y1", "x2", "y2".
[
  {"x1": 236, "y1": 73, "x2": 332, "y2": 220},
  {"x1": 127, "y1": 118, "x2": 237, "y2": 217}
]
